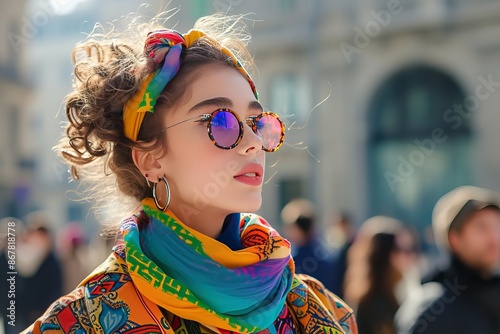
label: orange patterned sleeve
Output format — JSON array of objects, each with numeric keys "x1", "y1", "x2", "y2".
[
  {"x1": 20, "y1": 287, "x2": 87, "y2": 334},
  {"x1": 295, "y1": 273, "x2": 358, "y2": 334}
]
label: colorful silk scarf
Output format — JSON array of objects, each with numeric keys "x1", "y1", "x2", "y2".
[{"x1": 120, "y1": 198, "x2": 294, "y2": 333}]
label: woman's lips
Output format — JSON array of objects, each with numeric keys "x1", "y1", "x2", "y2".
[{"x1": 234, "y1": 163, "x2": 264, "y2": 186}]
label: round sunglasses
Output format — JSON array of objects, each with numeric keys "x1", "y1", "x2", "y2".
[{"x1": 165, "y1": 108, "x2": 285, "y2": 152}]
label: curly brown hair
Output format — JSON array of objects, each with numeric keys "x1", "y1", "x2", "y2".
[{"x1": 54, "y1": 13, "x2": 256, "y2": 231}]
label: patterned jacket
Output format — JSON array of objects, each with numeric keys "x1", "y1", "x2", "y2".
[{"x1": 23, "y1": 244, "x2": 357, "y2": 334}]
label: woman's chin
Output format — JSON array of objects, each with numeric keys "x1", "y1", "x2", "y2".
[{"x1": 231, "y1": 196, "x2": 262, "y2": 213}]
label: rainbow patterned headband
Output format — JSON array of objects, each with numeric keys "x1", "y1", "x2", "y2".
[{"x1": 123, "y1": 29, "x2": 258, "y2": 142}]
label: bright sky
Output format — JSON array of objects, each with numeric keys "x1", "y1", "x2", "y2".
[{"x1": 47, "y1": 0, "x2": 91, "y2": 15}]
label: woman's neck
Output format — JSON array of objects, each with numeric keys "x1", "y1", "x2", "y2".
[{"x1": 170, "y1": 205, "x2": 228, "y2": 239}]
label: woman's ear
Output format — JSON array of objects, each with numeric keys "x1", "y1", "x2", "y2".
[
  {"x1": 132, "y1": 146, "x2": 163, "y2": 181},
  {"x1": 448, "y1": 230, "x2": 460, "y2": 254}
]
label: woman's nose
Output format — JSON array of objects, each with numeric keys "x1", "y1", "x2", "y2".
[{"x1": 238, "y1": 122, "x2": 262, "y2": 154}]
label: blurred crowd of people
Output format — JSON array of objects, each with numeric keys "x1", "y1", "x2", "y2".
[
  {"x1": 1, "y1": 185, "x2": 500, "y2": 333},
  {"x1": 282, "y1": 185, "x2": 500, "y2": 334},
  {"x1": 0, "y1": 213, "x2": 113, "y2": 333}
]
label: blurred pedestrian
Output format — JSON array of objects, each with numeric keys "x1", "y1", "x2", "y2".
[
  {"x1": 404, "y1": 186, "x2": 500, "y2": 334},
  {"x1": 328, "y1": 212, "x2": 356, "y2": 298},
  {"x1": 55, "y1": 222, "x2": 93, "y2": 294},
  {"x1": 344, "y1": 216, "x2": 419, "y2": 334},
  {"x1": 281, "y1": 198, "x2": 336, "y2": 291},
  {"x1": 16, "y1": 211, "x2": 63, "y2": 329}
]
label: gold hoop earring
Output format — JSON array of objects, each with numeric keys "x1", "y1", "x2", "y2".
[{"x1": 153, "y1": 176, "x2": 171, "y2": 211}]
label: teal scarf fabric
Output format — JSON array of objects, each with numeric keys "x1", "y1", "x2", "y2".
[{"x1": 121, "y1": 199, "x2": 294, "y2": 332}]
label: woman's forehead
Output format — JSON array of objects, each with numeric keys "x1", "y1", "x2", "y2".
[{"x1": 184, "y1": 65, "x2": 256, "y2": 109}]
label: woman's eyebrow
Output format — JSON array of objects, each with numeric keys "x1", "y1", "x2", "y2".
[
  {"x1": 249, "y1": 101, "x2": 264, "y2": 112},
  {"x1": 188, "y1": 97, "x2": 233, "y2": 113},
  {"x1": 188, "y1": 97, "x2": 264, "y2": 113}
]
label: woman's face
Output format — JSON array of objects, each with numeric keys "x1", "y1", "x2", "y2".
[{"x1": 158, "y1": 64, "x2": 266, "y2": 225}]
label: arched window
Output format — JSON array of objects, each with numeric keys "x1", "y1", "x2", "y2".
[{"x1": 367, "y1": 65, "x2": 473, "y2": 229}]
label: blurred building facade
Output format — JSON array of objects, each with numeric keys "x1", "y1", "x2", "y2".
[
  {"x1": 0, "y1": 1, "x2": 35, "y2": 219},
  {"x1": 248, "y1": 0, "x2": 500, "y2": 230},
  {"x1": 2, "y1": 0, "x2": 500, "y2": 232}
]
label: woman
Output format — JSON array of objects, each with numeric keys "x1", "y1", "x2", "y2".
[
  {"x1": 23, "y1": 13, "x2": 357, "y2": 334},
  {"x1": 344, "y1": 217, "x2": 418, "y2": 334}
]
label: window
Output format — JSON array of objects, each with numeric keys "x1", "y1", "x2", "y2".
[
  {"x1": 367, "y1": 65, "x2": 472, "y2": 230},
  {"x1": 279, "y1": 177, "x2": 304, "y2": 211},
  {"x1": 270, "y1": 73, "x2": 311, "y2": 123},
  {"x1": 67, "y1": 203, "x2": 84, "y2": 223},
  {"x1": 9, "y1": 106, "x2": 19, "y2": 154},
  {"x1": 279, "y1": 0, "x2": 297, "y2": 11}
]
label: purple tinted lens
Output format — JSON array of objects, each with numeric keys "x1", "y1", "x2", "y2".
[
  {"x1": 211, "y1": 111, "x2": 240, "y2": 147},
  {"x1": 256, "y1": 115, "x2": 282, "y2": 150}
]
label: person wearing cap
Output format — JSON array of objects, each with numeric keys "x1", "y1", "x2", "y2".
[{"x1": 403, "y1": 186, "x2": 500, "y2": 333}]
